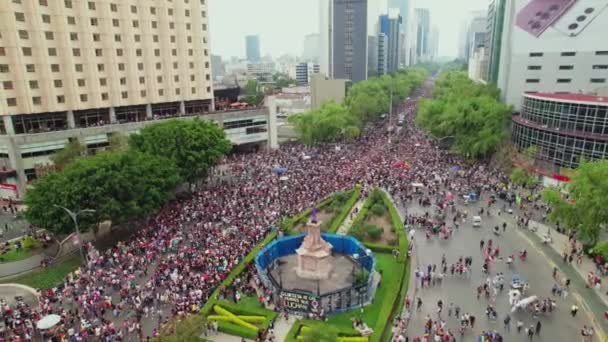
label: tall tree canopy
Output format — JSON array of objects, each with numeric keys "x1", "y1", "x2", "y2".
[
  {"x1": 543, "y1": 159, "x2": 608, "y2": 245},
  {"x1": 289, "y1": 101, "x2": 359, "y2": 145},
  {"x1": 25, "y1": 151, "x2": 182, "y2": 235},
  {"x1": 416, "y1": 71, "x2": 511, "y2": 158},
  {"x1": 130, "y1": 119, "x2": 232, "y2": 184},
  {"x1": 50, "y1": 140, "x2": 86, "y2": 171}
]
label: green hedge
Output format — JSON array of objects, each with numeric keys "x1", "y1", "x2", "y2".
[
  {"x1": 285, "y1": 319, "x2": 362, "y2": 342},
  {"x1": 327, "y1": 186, "x2": 362, "y2": 233},
  {"x1": 363, "y1": 242, "x2": 396, "y2": 254},
  {"x1": 380, "y1": 191, "x2": 408, "y2": 258},
  {"x1": 348, "y1": 193, "x2": 375, "y2": 235},
  {"x1": 205, "y1": 299, "x2": 278, "y2": 339}
]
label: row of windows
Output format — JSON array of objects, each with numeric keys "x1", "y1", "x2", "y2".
[
  {"x1": 0, "y1": 61, "x2": 209, "y2": 74},
  {"x1": 5, "y1": 87, "x2": 211, "y2": 107},
  {"x1": 525, "y1": 78, "x2": 606, "y2": 84},
  {"x1": 512, "y1": 123, "x2": 608, "y2": 168},
  {"x1": 529, "y1": 51, "x2": 608, "y2": 57},
  {"x1": 15, "y1": 30, "x2": 202, "y2": 45},
  {"x1": 3, "y1": 73, "x2": 203, "y2": 91},
  {"x1": 13, "y1": 46, "x2": 203, "y2": 59},
  {"x1": 13, "y1": 0, "x2": 206, "y2": 15},
  {"x1": 13, "y1": 12, "x2": 207, "y2": 31},
  {"x1": 527, "y1": 64, "x2": 608, "y2": 70}
]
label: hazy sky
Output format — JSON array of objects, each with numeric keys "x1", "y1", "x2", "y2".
[{"x1": 209, "y1": 0, "x2": 488, "y2": 59}]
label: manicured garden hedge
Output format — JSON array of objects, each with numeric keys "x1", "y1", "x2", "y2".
[
  {"x1": 327, "y1": 185, "x2": 362, "y2": 233},
  {"x1": 379, "y1": 190, "x2": 408, "y2": 259},
  {"x1": 285, "y1": 319, "x2": 365, "y2": 342},
  {"x1": 348, "y1": 192, "x2": 375, "y2": 235},
  {"x1": 205, "y1": 299, "x2": 278, "y2": 339}
]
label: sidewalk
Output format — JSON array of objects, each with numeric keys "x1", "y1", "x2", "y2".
[{"x1": 336, "y1": 198, "x2": 366, "y2": 235}]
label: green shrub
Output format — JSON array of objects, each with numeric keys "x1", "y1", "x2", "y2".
[
  {"x1": 387, "y1": 238, "x2": 398, "y2": 246},
  {"x1": 366, "y1": 225, "x2": 384, "y2": 240},
  {"x1": 351, "y1": 224, "x2": 366, "y2": 241},
  {"x1": 328, "y1": 186, "x2": 362, "y2": 233},
  {"x1": 593, "y1": 241, "x2": 608, "y2": 260},
  {"x1": 370, "y1": 203, "x2": 386, "y2": 216},
  {"x1": 217, "y1": 321, "x2": 258, "y2": 340},
  {"x1": 369, "y1": 189, "x2": 383, "y2": 205},
  {"x1": 21, "y1": 236, "x2": 37, "y2": 250}
]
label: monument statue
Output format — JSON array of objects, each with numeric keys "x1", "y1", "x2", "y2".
[{"x1": 295, "y1": 207, "x2": 334, "y2": 280}]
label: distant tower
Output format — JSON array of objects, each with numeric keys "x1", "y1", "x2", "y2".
[{"x1": 245, "y1": 35, "x2": 261, "y2": 62}]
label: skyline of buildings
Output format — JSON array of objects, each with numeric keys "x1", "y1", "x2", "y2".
[{"x1": 245, "y1": 35, "x2": 261, "y2": 62}]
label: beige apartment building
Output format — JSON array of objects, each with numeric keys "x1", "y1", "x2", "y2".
[{"x1": 0, "y1": 0, "x2": 277, "y2": 198}]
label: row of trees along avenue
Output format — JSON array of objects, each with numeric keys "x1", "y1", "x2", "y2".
[
  {"x1": 289, "y1": 68, "x2": 427, "y2": 145},
  {"x1": 416, "y1": 71, "x2": 512, "y2": 158},
  {"x1": 25, "y1": 119, "x2": 232, "y2": 235}
]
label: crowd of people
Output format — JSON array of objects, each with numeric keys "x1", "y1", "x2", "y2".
[{"x1": 0, "y1": 77, "x2": 600, "y2": 341}]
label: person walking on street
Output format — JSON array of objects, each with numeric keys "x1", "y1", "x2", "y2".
[
  {"x1": 535, "y1": 321, "x2": 542, "y2": 336},
  {"x1": 571, "y1": 304, "x2": 579, "y2": 317},
  {"x1": 504, "y1": 314, "x2": 511, "y2": 332}
]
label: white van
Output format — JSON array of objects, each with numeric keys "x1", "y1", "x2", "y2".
[{"x1": 472, "y1": 216, "x2": 482, "y2": 227}]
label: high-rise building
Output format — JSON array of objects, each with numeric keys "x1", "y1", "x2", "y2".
[
  {"x1": 0, "y1": 1, "x2": 277, "y2": 196},
  {"x1": 379, "y1": 10, "x2": 402, "y2": 73},
  {"x1": 319, "y1": 0, "x2": 368, "y2": 82},
  {"x1": 496, "y1": 0, "x2": 608, "y2": 109},
  {"x1": 484, "y1": 0, "x2": 507, "y2": 83},
  {"x1": 430, "y1": 26, "x2": 440, "y2": 61},
  {"x1": 246, "y1": 35, "x2": 261, "y2": 62},
  {"x1": 302, "y1": 33, "x2": 320, "y2": 62},
  {"x1": 414, "y1": 8, "x2": 431, "y2": 63},
  {"x1": 387, "y1": 0, "x2": 410, "y2": 67},
  {"x1": 464, "y1": 11, "x2": 487, "y2": 63},
  {"x1": 211, "y1": 55, "x2": 226, "y2": 80},
  {"x1": 368, "y1": 36, "x2": 379, "y2": 78},
  {"x1": 293, "y1": 62, "x2": 321, "y2": 85},
  {"x1": 377, "y1": 33, "x2": 388, "y2": 75}
]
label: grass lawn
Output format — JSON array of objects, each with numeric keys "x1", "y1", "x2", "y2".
[
  {"x1": 0, "y1": 255, "x2": 81, "y2": 289},
  {"x1": 0, "y1": 241, "x2": 42, "y2": 263},
  {"x1": 325, "y1": 253, "x2": 403, "y2": 337}
]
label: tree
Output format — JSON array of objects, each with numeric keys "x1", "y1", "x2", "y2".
[
  {"x1": 50, "y1": 140, "x2": 86, "y2": 171},
  {"x1": 543, "y1": 159, "x2": 608, "y2": 245},
  {"x1": 108, "y1": 133, "x2": 130, "y2": 152},
  {"x1": 130, "y1": 119, "x2": 232, "y2": 185},
  {"x1": 289, "y1": 102, "x2": 359, "y2": 145},
  {"x1": 243, "y1": 80, "x2": 265, "y2": 106},
  {"x1": 510, "y1": 167, "x2": 537, "y2": 188},
  {"x1": 25, "y1": 151, "x2": 182, "y2": 235},
  {"x1": 416, "y1": 70, "x2": 511, "y2": 158}
]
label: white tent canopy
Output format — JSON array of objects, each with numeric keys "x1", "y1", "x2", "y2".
[{"x1": 36, "y1": 314, "x2": 61, "y2": 330}]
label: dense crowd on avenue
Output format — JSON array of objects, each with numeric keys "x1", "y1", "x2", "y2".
[{"x1": 0, "y1": 79, "x2": 598, "y2": 341}]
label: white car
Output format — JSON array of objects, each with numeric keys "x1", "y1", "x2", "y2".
[{"x1": 472, "y1": 216, "x2": 482, "y2": 227}]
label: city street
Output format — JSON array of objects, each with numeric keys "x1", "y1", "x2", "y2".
[{"x1": 400, "y1": 197, "x2": 593, "y2": 341}]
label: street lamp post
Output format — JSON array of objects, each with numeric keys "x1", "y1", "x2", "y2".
[
  {"x1": 54, "y1": 205, "x2": 95, "y2": 263},
  {"x1": 273, "y1": 167, "x2": 288, "y2": 219}
]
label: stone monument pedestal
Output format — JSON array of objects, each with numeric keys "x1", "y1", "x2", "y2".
[{"x1": 296, "y1": 220, "x2": 334, "y2": 280}]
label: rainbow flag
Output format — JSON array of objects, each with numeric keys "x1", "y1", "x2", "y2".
[{"x1": 478, "y1": 336, "x2": 485, "y2": 342}]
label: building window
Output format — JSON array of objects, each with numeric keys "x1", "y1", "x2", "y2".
[
  {"x1": 131, "y1": 5, "x2": 137, "y2": 13},
  {"x1": 29, "y1": 80, "x2": 38, "y2": 89},
  {"x1": 155, "y1": 49, "x2": 160, "y2": 57},
  {"x1": 150, "y1": 7, "x2": 156, "y2": 15},
  {"x1": 70, "y1": 32, "x2": 78, "y2": 41},
  {"x1": 560, "y1": 52, "x2": 576, "y2": 56},
  {"x1": 75, "y1": 64, "x2": 83, "y2": 72},
  {"x1": 51, "y1": 64, "x2": 60, "y2": 72},
  {"x1": 136, "y1": 49, "x2": 143, "y2": 57},
  {"x1": 140, "y1": 90, "x2": 146, "y2": 97},
  {"x1": 191, "y1": 87, "x2": 196, "y2": 94},
  {"x1": 116, "y1": 49, "x2": 123, "y2": 57},
  {"x1": 593, "y1": 65, "x2": 608, "y2": 70},
  {"x1": 18, "y1": 30, "x2": 29, "y2": 39},
  {"x1": 77, "y1": 79, "x2": 85, "y2": 87},
  {"x1": 57, "y1": 95, "x2": 65, "y2": 103},
  {"x1": 80, "y1": 94, "x2": 88, "y2": 102},
  {"x1": 132, "y1": 20, "x2": 139, "y2": 28},
  {"x1": 121, "y1": 91, "x2": 128, "y2": 99},
  {"x1": 529, "y1": 52, "x2": 543, "y2": 57},
  {"x1": 112, "y1": 19, "x2": 119, "y2": 27},
  {"x1": 151, "y1": 21, "x2": 157, "y2": 29},
  {"x1": 157, "y1": 76, "x2": 163, "y2": 83},
  {"x1": 97, "y1": 64, "x2": 104, "y2": 72},
  {"x1": 48, "y1": 48, "x2": 57, "y2": 56},
  {"x1": 525, "y1": 79, "x2": 540, "y2": 83},
  {"x1": 67, "y1": 16, "x2": 76, "y2": 25},
  {"x1": 95, "y1": 49, "x2": 103, "y2": 57},
  {"x1": 559, "y1": 65, "x2": 574, "y2": 70},
  {"x1": 26, "y1": 64, "x2": 35, "y2": 72},
  {"x1": 0, "y1": 65, "x2": 8, "y2": 73},
  {"x1": 7, "y1": 98, "x2": 17, "y2": 107},
  {"x1": 158, "y1": 89, "x2": 164, "y2": 96},
  {"x1": 595, "y1": 51, "x2": 608, "y2": 55},
  {"x1": 90, "y1": 18, "x2": 98, "y2": 26},
  {"x1": 156, "y1": 63, "x2": 162, "y2": 70},
  {"x1": 45, "y1": 31, "x2": 54, "y2": 40},
  {"x1": 88, "y1": 1, "x2": 95, "y2": 10},
  {"x1": 3, "y1": 81, "x2": 13, "y2": 90},
  {"x1": 191, "y1": 75, "x2": 196, "y2": 81},
  {"x1": 22, "y1": 47, "x2": 32, "y2": 56},
  {"x1": 100, "y1": 78, "x2": 107, "y2": 86},
  {"x1": 32, "y1": 97, "x2": 41, "y2": 105},
  {"x1": 64, "y1": 0, "x2": 72, "y2": 8},
  {"x1": 120, "y1": 77, "x2": 126, "y2": 85},
  {"x1": 173, "y1": 62, "x2": 178, "y2": 69},
  {"x1": 110, "y1": 3, "x2": 118, "y2": 12},
  {"x1": 73, "y1": 48, "x2": 81, "y2": 57},
  {"x1": 15, "y1": 13, "x2": 25, "y2": 22},
  {"x1": 101, "y1": 93, "x2": 109, "y2": 101},
  {"x1": 556, "y1": 78, "x2": 571, "y2": 83},
  {"x1": 172, "y1": 49, "x2": 177, "y2": 56},
  {"x1": 206, "y1": 86, "x2": 211, "y2": 93},
  {"x1": 153, "y1": 35, "x2": 159, "y2": 43},
  {"x1": 175, "y1": 88, "x2": 180, "y2": 95},
  {"x1": 591, "y1": 78, "x2": 606, "y2": 83},
  {"x1": 139, "y1": 77, "x2": 145, "y2": 84},
  {"x1": 169, "y1": 22, "x2": 175, "y2": 29},
  {"x1": 42, "y1": 14, "x2": 51, "y2": 23},
  {"x1": 134, "y1": 35, "x2": 141, "y2": 42},
  {"x1": 54, "y1": 80, "x2": 62, "y2": 88},
  {"x1": 174, "y1": 75, "x2": 179, "y2": 82}
]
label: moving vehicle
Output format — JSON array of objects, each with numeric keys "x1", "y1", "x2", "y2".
[{"x1": 472, "y1": 216, "x2": 482, "y2": 227}]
